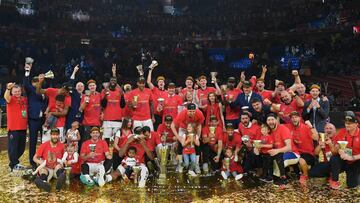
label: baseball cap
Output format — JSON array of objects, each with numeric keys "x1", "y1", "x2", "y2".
[
  {"x1": 168, "y1": 82, "x2": 176, "y2": 88},
  {"x1": 344, "y1": 111, "x2": 358, "y2": 123},
  {"x1": 187, "y1": 103, "x2": 196, "y2": 110},
  {"x1": 137, "y1": 76, "x2": 146, "y2": 83},
  {"x1": 50, "y1": 128, "x2": 60, "y2": 134},
  {"x1": 164, "y1": 115, "x2": 173, "y2": 123},
  {"x1": 226, "y1": 123, "x2": 234, "y2": 129}
]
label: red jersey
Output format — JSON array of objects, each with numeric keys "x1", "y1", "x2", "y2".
[
  {"x1": 270, "y1": 124, "x2": 298, "y2": 153},
  {"x1": 260, "y1": 134, "x2": 274, "y2": 154},
  {"x1": 113, "y1": 129, "x2": 132, "y2": 154},
  {"x1": 222, "y1": 155, "x2": 243, "y2": 173},
  {"x1": 6, "y1": 96, "x2": 28, "y2": 131},
  {"x1": 279, "y1": 100, "x2": 303, "y2": 124},
  {"x1": 129, "y1": 88, "x2": 153, "y2": 120},
  {"x1": 173, "y1": 109, "x2": 205, "y2": 129},
  {"x1": 205, "y1": 103, "x2": 223, "y2": 128},
  {"x1": 101, "y1": 89, "x2": 123, "y2": 121},
  {"x1": 45, "y1": 88, "x2": 71, "y2": 112},
  {"x1": 197, "y1": 87, "x2": 216, "y2": 107},
  {"x1": 145, "y1": 132, "x2": 158, "y2": 151},
  {"x1": 122, "y1": 92, "x2": 133, "y2": 118},
  {"x1": 333, "y1": 127, "x2": 360, "y2": 159},
  {"x1": 162, "y1": 94, "x2": 183, "y2": 122},
  {"x1": 80, "y1": 139, "x2": 109, "y2": 163},
  {"x1": 66, "y1": 153, "x2": 81, "y2": 174},
  {"x1": 222, "y1": 132, "x2": 242, "y2": 150},
  {"x1": 36, "y1": 141, "x2": 64, "y2": 169},
  {"x1": 151, "y1": 87, "x2": 168, "y2": 116},
  {"x1": 285, "y1": 123, "x2": 314, "y2": 155},
  {"x1": 257, "y1": 89, "x2": 273, "y2": 100},
  {"x1": 202, "y1": 126, "x2": 223, "y2": 152},
  {"x1": 157, "y1": 123, "x2": 175, "y2": 143},
  {"x1": 224, "y1": 89, "x2": 242, "y2": 120},
  {"x1": 81, "y1": 92, "x2": 102, "y2": 126},
  {"x1": 238, "y1": 123, "x2": 261, "y2": 141},
  {"x1": 54, "y1": 99, "x2": 67, "y2": 127}
]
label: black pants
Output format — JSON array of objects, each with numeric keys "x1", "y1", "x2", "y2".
[
  {"x1": 81, "y1": 159, "x2": 113, "y2": 174},
  {"x1": 261, "y1": 153, "x2": 273, "y2": 177},
  {"x1": 274, "y1": 153, "x2": 286, "y2": 177},
  {"x1": 242, "y1": 150, "x2": 261, "y2": 172},
  {"x1": 153, "y1": 114, "x2": 162, "y2": 131},
  {"x1": 330, "y1": 155, "x2": 360, "y2": 188},
  {"x1": 309, "y1": 162, "x2": 331, "y2": 178},
  {"x1": 8, "y1": 130, "x2": 26, "y2": 169},
  {"x1": 201, "y1": 144, "x2": 222, "y2": 170},
  {"x1": 28, "y1": 118, "x2": 43, "y2": 167},
  {"x1": 112, "y1": 151, "x2": 123, "y2": 170}
]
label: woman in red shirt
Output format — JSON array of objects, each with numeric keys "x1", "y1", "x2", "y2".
[{"x1": 205, "y1": 92, "x2": 225, "y2": 130}]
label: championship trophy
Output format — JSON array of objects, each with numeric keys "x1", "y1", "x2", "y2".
[
  {"x1": 133, "y1": 95, "x2": 139, "y2": 108},
  {"x1": 44, "y1": 70, "x2": 55, "y2": 79},
  {"x1": 157, "y1": 98, "x2": 165, "y2": 104},
  {"x1": 148, "y1": 60, "x2": 158, "y2": 70},
  {"x1": 319, "y1": 133, "x2": 326, "y2": 143},
  {"x1": 224, "y1": 158, "x2": 230, "y2": 170},
  {"x1": 65, "y1": 166, "x2": 72, "y2": 185},
  {"x1": 89, "y1": 144, "x2": 96, "y2": 152},
  {"x1": 25, "y1": 57, "x2": 34, "y2": 65},
  {"x1": 85, "y1": 90, "x2": 91, "y2": 103},
  {"x1": 189, "y1": 133, "x2": 195, "y2": 147},
  {"x1": 253, "y1": 140, "x2": 262, "y2": 148},
  {"x1": 209, "y1": 126, "x2": 216, "y2": 134},
  {"x1": 210, "y1": 72, "x2": 218, "y2": 83},
  {"x1": 337, "y1": 141, "x2": 348, "y2": 150},
  {"x1": 136, "y1": 65, "x2": 144, "y2": 76},
  {"x1": 132, "y1": 166, "x2": 141, "y2": 184},
  {"x1": 241, "y1": 135, "x2": 250, "y2": 143},
  {"x1": 158, "y1": 132, "x2": 169, "y2": 179}
]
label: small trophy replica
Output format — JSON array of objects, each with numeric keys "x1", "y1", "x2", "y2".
[
  {"x1": 337, "y1": 141, "x2": 348, "y2": 150},
  {"x1": 253, "y1": 140, "x2": 262, "y2": 148},
  {"x1": 132, "y1": 166, "x2": 141, "y2": 184},
  {"x1": 65, "y1": 166, "x2": 72, "y2": 185},
  {"x1": 136, "y1": 65, "x2": 144, "y2": 76},
  {"x1": 89, "y1": 144, "x2": 96, "y2": 152},
  {"x1": 224, "y1": 158, "x2": 230, "y2": 170},
  {"x1": 133, "y1": 95, "x2": 139, "y2": 108},
  {"x1": 158, "y1": 132, "x2": 169, "y2": 179},
  {"x1": 210, "y1": 72, "x2": 218, "y2": 83},
  {"x1": 241, "y1": 135, "x2": 250, "y2": 143},
  {"x1": 25, "y1": 57, "x2": 33, "y2": 72},
  {"x1": 44, "y1": 70, "x2": 55, "y2": 79},
  {"x1": 189, "y1": 133, "x2": 195, "y2": 147},
  {"x1": 85, "y1": 90, "x2": 91, "y2": 103},
  {"x1": 318, "y1": 133, "x2": 326, "y2": 162},
  {"x1": 319, "y1": 133, "x2": 326, "y2": 142},
  {"x1": 148, "y1": 60, "x2": 158, "y2": 70},
  {"x1": 209, "y1": 126, "x2": 216, "y2": 135}
]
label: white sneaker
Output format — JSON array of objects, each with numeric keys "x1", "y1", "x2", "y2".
[
  {"x1": 176, "y1": 165, "x2": 183, "y2": 173},
  {"x1": 202, "y1": 163, "x2": 209, "y2": 174},
  {"x1": 235, "y1": 174, "x2": 243, "y2": 181},
  {"x1": 98, "y1": 174, "x2": 105, "y2": 187},
  {"x1": 221, "y1": 171, "x2": 228, "y2": 180},
  {"x1": 139, "y1": 179, "x2": 146, "y2": 188},
  {"x1": 195, "y1": 165, "x2": 201, "y2": 174},
  {"x1": 105, "y1": 174, "x2": 112, "y2": 183},
  {"x1": 188, "y1": 170, "x2": 197, "y2": 177}
]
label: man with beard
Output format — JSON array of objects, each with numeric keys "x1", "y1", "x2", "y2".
[
  {"x1": 265, "y1": 90, "x2": 304, "y2": 124},
  {"x1": 250, "y1": 98, "x2": 271, "y2": 125},
  {"x1": 329, "y1": 111, "x2": 360, "y2": 189},
  {"x1": 80, "y1": 127, "x2": 113, "y2": 187},
  {"x1": 156, "y1": 82, "x2": 183, "y2": 123},
  {"x1": 171, "y1": 103, "x2": 204, "y2": 173},
  {"x1": 222, "y1": 123, "x2": 242, "y2": 156},
  {"x1": 309, "y1": 123, "x2": 337, "y2": 179},
  {"x1": 22, "y1": 62, "x2": 46, "y2": 169},
  {"x1": 80, "y1": 80, "x2": 102, "y2": 141},
  {"x1": 101, "y1": 76, "x2": 126, "y2": 144},
  {"x1": 128, "y1": 76, "x2": 155, "y2": 131},
  {"x1": 221, "y1": 77, "x2": 242, "y2": 129},
  {"x1": 147, "y1": 68, "x2": 168, "y2": 130},
  {"x1": 238, "y1": 112, "x2": 261, "y2": 173},
  {"x1": 230, "y1": 81, "x2": 262, "y2": 116},
  {"x1": 112, "y1": 126, "x2": 152, "y2": 188},
  {"x1": 302, "y1": 84, "x2": 330, "y2": 132},
  {"x1": 266, "y1": 114, "x2": 299, "y2": 188},
  {"x1": 285, "y1": 111, "x2": 318, "y2": 184},
  {"x1": 5, "y1": 83, "x2": 28, "y2": 171},
  {"x1": 33, "y1": 128, "x2": 65, "y2": 192}
]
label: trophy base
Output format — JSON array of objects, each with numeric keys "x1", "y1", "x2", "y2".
[{"x1": 159, "y1": 173, "x2": 166, "y2": 179}]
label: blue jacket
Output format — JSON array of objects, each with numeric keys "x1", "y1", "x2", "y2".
[
  {"x1": 23, "y1": 75, "x2": 47, "y2": 120},
  {"x1": 230, "y1": 91, "x2": 262, "y2": 115},
  {"x1": 65, "y1": 79, "x2": 83, "y2": 129}
]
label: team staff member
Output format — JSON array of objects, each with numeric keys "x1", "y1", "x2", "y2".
[
  {"x1": 5, "y1": 82, "x2": 28, "y2": 171},
  {"x1": 128, "y1": 77, "x2": 155, "y2": 131}
]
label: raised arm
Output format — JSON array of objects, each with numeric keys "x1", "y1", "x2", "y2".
[
  {"x1": 4, "y1": 83, "x2": 14, "y2": 103},
  {"x1": 146, "y1": 68, "x2": 155, "y2": 90}
]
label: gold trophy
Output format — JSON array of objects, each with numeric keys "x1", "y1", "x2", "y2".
[
  {"x1": 253, "y1": 140, "x2": 262, "y2": 148},
  {"x1": 44, "y1": 70, "x2": 55, "y2": 79},
  {"x1": 337, "y1": 141, "x2": 348, "y2": 150},
  {"x1": 65, "y1": 166, "x2": 72, "y2": 185},
  {"x1": 132, "y1": 166, "x2": 141, "y2": 184},
  {"x1": 133, "y1": 95, "x2": 139, "y2": 108},
  {"x1": 319, "y1": 133, "x2": 326, "y2": 143},
  {"x1": 210, "y1": 72, "x2": 218, "y2": 83},
  {"x1": 189, "y1": 133, "x2": 195, "y2": 147},
  {"x1": 209, "y1": 126, "x2": 216, "y2": 134},
  {"x1": 136, "y1": 65, "x2": 144, "y2": 76},
  {"x1": 158, "y1": 132, "x2": 169, "y2": 179},
  {"x1": 148, "y1": 60, "x2": 158, "y2": 70}
]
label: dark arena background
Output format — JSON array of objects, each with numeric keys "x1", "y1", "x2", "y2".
[{"x1": 0, "y1": 0, "x2": 360, "y2": 202}]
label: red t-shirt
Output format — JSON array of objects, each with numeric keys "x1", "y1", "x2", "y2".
[
  {"x1": 270, "y1": 124, "x2": 298, "y2": 153},
  {"x1": 162, "y1": 94, "x2": 183, "y2": 122},
  {"x1": 81, "y1": 92, "x2": 102, "y2": 126},
  {"x1": 224, "y1": 89, "x2": 242, "y2": 120},
  {"x1": 299, "y1": 93, "x2": 312, "y2": 102},
  {"x1": 285, "y1": 123, "x2": 314, "y2": 155},
  {"x1": 151, "y1": 87, "x2": 168, "y2": 116},
  {"x1": 222, "y1": 155, "x2": 243, "y2": 173},
  {"x1": 257, "y1": 89, "x2": 273, "y2": 101},
  {"x1": 222, "y1": 132, "x2": 242, "y2": 150},
  {"x1": 119, "y1": 135, "x2": 146, "y2": 163},
  {"x1": 122, "y1": 92, "x2": 133, "y2": 118},
  {"x1": 333, "y1": 128, "x2": 360, "y2": 158},
  {"x1": 113, "y1": 129, "x2": 132, "y2": 154},
  {"x1": 279, "y1": 100, "x2": 303, "y2": 124},
  {"x1": 197, "y1": 87, "x2": 216, "y2": 107},
  {"x1": 80, "y1": 139, "x2": 109, "y2": 163},
  {"x1": 129, "y1": 88, "x2": 153, "y2": 120},
  {"x1": 174, "y1": 109, "x2": 205, "y2": 129},
  {"x1": 54, "y1": 99, "x2": 68, "y2": 128},
  {"x1": 157, "y1": 123, "x2": 175, "y2": 143},
  {"x1": 260, "y1": 134, "x2": 274, "y2": 154},
  {"x1": 45, "y1": 88, "x2": 71, "y2": 112},
  {"x1": 202, "y1": 126, "x2": 223, "y2": 152},
  {"x1": 180, "y1": 88, "x2": 194, "y2": 99},
  {"x1": 205, "y1": 103, "x2": 223, "y2": 128},
  {"x1": 66, "y1": 153, "x2": 81, "y2": 174},
  {"x1": 101, "y1": 89, "x2": 123, "y2": 121},
  {"x1": 238, "y1": 123, "x2": 261, "y2": 141},
  {"x1": 36, "y1": 141, "x2": 64, "y2": 169},
  {"x1": 145, "y1": 132, "x2": 158, "y2": 151},
  {"x1": 6, "y1": 96, "x2": 28, "y2": 131}
]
